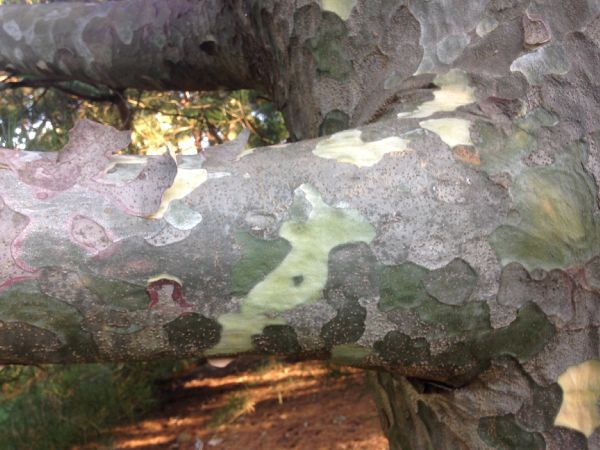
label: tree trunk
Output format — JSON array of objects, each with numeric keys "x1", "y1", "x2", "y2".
[{"x1": 2, "y1": 0, "x2": 600, "y2": 447}]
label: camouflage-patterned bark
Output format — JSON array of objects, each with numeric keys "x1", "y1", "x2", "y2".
[{"x1": 2, "y1": 0, "x2": 600, "y2": 447}]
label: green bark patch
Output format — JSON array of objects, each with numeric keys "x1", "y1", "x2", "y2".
[
  {"x1": 379, "y1": 262, "x2": 430, "y2": 311},
  {"x1": 80, "y1": 274, "x2": 149, "y2": 311},
  {"x1": 478, "y1": 414, "x2": 545, "y2": 450},
  {"x1": 231, "y1": 232, "x2": 291, "y2": 297},
  {"x1": 0, "y1": 281, "x2": 97, "y2": 360},
  {"x1": 417, "y1": 297, "x2": 490, "y2": 337},
  {"x1": 319, "y1": 109, "x2": 350, "y2": 136},
  {"x1": 306, "y1": 13, "x2": 352, "y2": 80},
  {"x1": 375, "y1": 303, "x2": 553, "y2": 382},
  {"x1": 378, "y1": 259, "x2": 486, "y2": 335},
  {"x1": 252, "y1": 325, "x2": 302, "y2": 355},
  {"x1": 423, "y1": 258, "x2": 477, "y2": 306},
  {"x1": 163, "y1": 313, "x2": 221, "y2": 354},
  {"x1": 472, "y1": 108, "x2": 557, "y2": 175},
  {"x1": 490, "y1": 165, "x2": 600, "y2": 271},
  {"x1": 211, "y1": 184, "x2": 375, "y2": 354}
]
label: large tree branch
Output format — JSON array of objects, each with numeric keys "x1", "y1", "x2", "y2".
[
  {"x1": 0, "y1": 0, "x2": 261, "y2": 91},
  {"x1": 0, "y1": 109, "x2": 576, "y2": 388}
]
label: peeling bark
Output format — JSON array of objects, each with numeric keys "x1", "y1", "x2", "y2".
[{"x1": 3, "y1": 0, "x2": 600, "y2": 447}]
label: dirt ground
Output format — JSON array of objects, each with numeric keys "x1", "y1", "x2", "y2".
[{"x1": 105, "y1": 359, "x2": 388, "y2": 450}]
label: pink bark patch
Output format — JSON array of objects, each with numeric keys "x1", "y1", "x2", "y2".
[
  {"x1": 89, "y1": 152, "x2": 177, "y2": 217},
  {"x1": 0, "y1": 195, "x2": 37, "y2": 292},
  {"x1": 146, "y1": 278, "x2": 192, "y2": 309},
  {"x1": 69, "y1": 214, "x2": 114, "y2": 255},
  {"x1": 0, "y1": 120, "x2": 130, "y2": 192}
]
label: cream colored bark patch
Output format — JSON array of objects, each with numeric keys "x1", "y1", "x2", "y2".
[
  {"x1": 555, "y1": 359, "x2": 600, "y2": 437},
  {"x1": 313, "y1": 129, "x2": 410, "y2": 167},
  {"x1": 149, "y1": 167, "x2": 207, "y2": 219},
  {"x1": 210, "y1": 184, "x2": 376, "y2": 354},
  {"x1": 322, "y1": 0, "x2": 357, "y2": 20},
  {"x1": 420, "y1": 118, "x2": 473, "y2": 147},
  {"x1": 147, "y1": 273, "x2": 182, "y2": 285},
  {"x1": 397, "y1": 70, "x2": 475, "y2": 119}
]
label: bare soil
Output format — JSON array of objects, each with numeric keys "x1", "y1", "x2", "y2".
[{"x1": 107, "y1": 359, "x2": 387, "y2": 450}]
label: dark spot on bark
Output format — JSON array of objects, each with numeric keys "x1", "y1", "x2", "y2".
[
  {"x1": 164, "y1": 313, "x2": 221, "y2": 354},
  {"x1": 200, "y1": 40, "x2": 217, "y2": 56},
  {"x1": 252, "y1": 325, "x2": 302, "y2": 354},
  {"x1": 292, "y1": 275, "x2": 304, "y2": 286},
  {"x1": 321, "y1": 300, "x2": 367, "y2": 347}
]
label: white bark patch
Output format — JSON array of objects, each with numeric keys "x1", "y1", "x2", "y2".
[
  {"x1": 162, "y1": 202, "x2": 203, "y2": 231},
  {"x1": 510, "y1": 43, "x2": 571, "y2": 85},
  {"x1": 313, "y1": 129, "x2": 410, "y2": 167},
  {"x1": 555, "y1": 360, "x2": 600, "y2": 437},
  {"x1": 13, "y1": 48, "x2": 23, "y2": 61},
  {"x1": 397, "y1": 70, "x2": 475, "y2": 119},
  {"x1": 149, "y1": 167, "x2": 207, "y2": 219},
  {"x1": 420, "y1": 118, "x2": 473, "y2": 147},
  {"x1": 2, "y1": 20, "x2": 22, "y2": 41},
  {"x1": 437, "y1": 33, "x2": 470, "y2": 65},
  {"x1": 476, "y1": 16, "x2": 499, "y2": 37},
  {"x1": 321, "y1": 0, "x2": 357, "y2": 20},
  {"x1": 409, "y1": 0, "x2": 487, "y2": 73}
]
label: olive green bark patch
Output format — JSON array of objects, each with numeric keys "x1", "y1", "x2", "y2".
[
  {"x1": 320, "y1": 300, "x2": 367, "y2": 347},
  {"x1": 164, "y1": 313, "x2": 221, "y2": 354},
  {"x1": 471, "y1": 109, "x2": 557, "y2": 175},
  {"x1": 490, "y1": 166, "x2": 600, "y2": 271},
  {"x1": 252, "y1": 325, "x2": 302, "y2": 354},
  {"x1": 306, "y1": 13, "x2": 352, "y2": 80},
  {"x1": 475, "y1": 303, "x2": 554, "y2": 363},
  {"x1": 379, "y1": 262, "x2": 430, "y2": 311},
  {"x1": 423, "y1": 258, "x2": 478, "y2": 306},
  {"x1": 319, "y1": 109, "x2": 350, "y2": 136},
  {"x1": 478, "y1": 415, "x2": 545, "y2": 450},
  {"x1": 375, "y1": 303, "x2": 553, "y2": 380},
  {"x1": 231, "y1": 232, "x2": 291, "y2": 297},
  {"x1": 417, "y1": 298, "x2": 490, "y2": 337},
  {"x1": 80, "y1": 274, "x2": 149, "y2": 311}
]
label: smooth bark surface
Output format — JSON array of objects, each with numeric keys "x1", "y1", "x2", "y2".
[{"x1": 3, "y1": 0, "x2": 600, "y2": 447}]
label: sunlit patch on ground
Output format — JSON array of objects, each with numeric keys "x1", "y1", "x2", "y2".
[{"x1": 84, "y1": 360, "x2": 387, "y2": 450}]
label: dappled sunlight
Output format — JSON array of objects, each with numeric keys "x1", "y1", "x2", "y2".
[{"x1": 106, "y1": 361, "x2": 387, "y2": 450}]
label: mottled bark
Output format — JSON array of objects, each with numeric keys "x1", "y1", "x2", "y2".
[
  {"x1": 3, "y1": 0, "x2": 600, "y2": 448},
  {"x1": 0, "y1": 0, "x2": 261, "y2": 91}
]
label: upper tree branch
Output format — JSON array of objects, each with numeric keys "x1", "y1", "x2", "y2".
[{"x1": 0, "y1": 0, "x2": 262, "y2": 92}]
